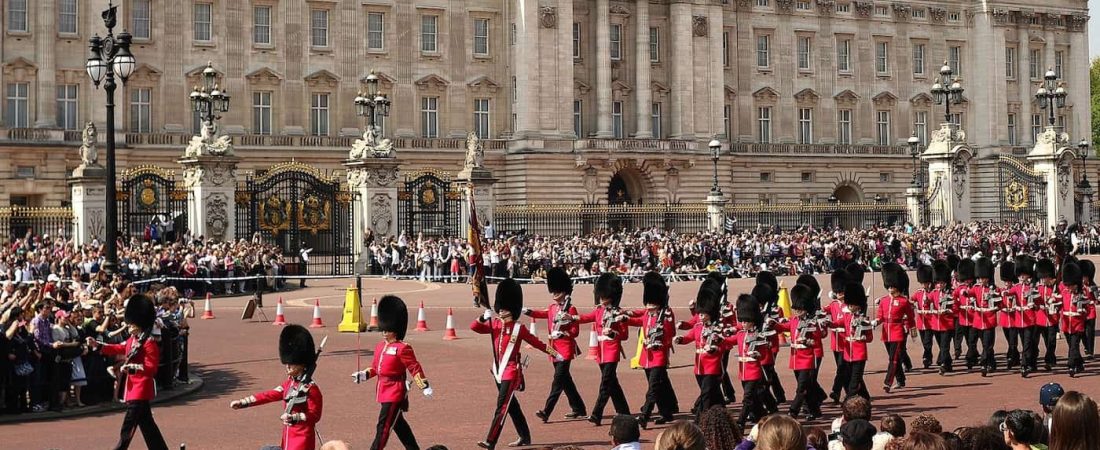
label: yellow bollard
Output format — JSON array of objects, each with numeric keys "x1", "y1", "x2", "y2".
[{"x1": 338, "y1": 285, "x2": 367, "y2": 332}]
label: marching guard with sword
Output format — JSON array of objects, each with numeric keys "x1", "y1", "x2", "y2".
[
  {"x1": 775, "y1": 283, "x2": 827, "y2": 420},
  {"x1": 524, "y1": 266, "x2": 587, "y2": 423},
  {"x1": 873, "y1": 263, "x2": 915, "y2": 392},
  {"x1": 626, "y1": 272, "x2": 678, "y2": 429},
  {"x1": 575, "y1": 272, "x2": 632, "y2": 427}
]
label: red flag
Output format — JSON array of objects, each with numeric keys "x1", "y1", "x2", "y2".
[{"x1": 467, "y1": 184, "x2": 489, "y2": 308}]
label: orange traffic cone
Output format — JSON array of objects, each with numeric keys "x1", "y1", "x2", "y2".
[
  {"x1": 585, "y1": 330, "x2": 599, "y2": 360},
  {"x1": 415, "y1": 301, "x2": 430, "y2": 332},
  {"x1": 442, "y1": 308, "x2": 459, "y2": 340},
  {"x1": 272, "y1": 298, "x2": 287, "y2": 326},
  {"x1": 367, "y1": 298, "x2": 379, "y2": 331},
  {"x1": 201, "y1": 293, "x2": 216, "y2": 320},
  {"x1": 309, "y1": 299, "x2": 325, "y2": 328},
  {"x1": 525, "y1": 319, "x2": 538, "y2": 349}
]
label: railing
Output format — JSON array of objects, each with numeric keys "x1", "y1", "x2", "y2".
[
  {"x1": 724, "y1": 202, "x2": 908, "y2": 230},
  {"x1": 729, "y1": 142, "x2": 909, "y2": 156},
  {"x1": 574, "y1": 139, "x2": 699, "y2": 151},
  {"x1": 495, "y1": 203, "x2": 710, "y2": 237},
  {"x1": 0, "y1": 206, "x2": 74, "y2": 241}
]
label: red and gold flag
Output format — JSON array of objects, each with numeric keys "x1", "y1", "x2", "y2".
[{"x1": 467, "y1": 184, "x2": 489, "y2": 309}]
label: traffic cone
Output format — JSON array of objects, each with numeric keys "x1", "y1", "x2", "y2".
[
  {"x1": 272, "y1": 298, "x2": 287, "y2": 326},
  {"x1": 367, "y1": 298, "x2": 379, "y2": 331},
  {"x1": 442, "y1": 308, "x2": 459, "y2": 340},
  {"x1": 525, "y1": 319, "x2": 538, "y2": 349},
  {"x1": 200, "y1": 293, "x2": 216, "y2": 320},
  {"x1": 585, "y1": 330, "x2": 600, "y2": 360},
  {"x1": 415, "y1": 301, "x2": 430, "y2": 332},
  {"x1": 309, "y1": 299, "x2": 325, "y2": 328}
]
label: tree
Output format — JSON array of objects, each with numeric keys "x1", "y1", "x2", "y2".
[{"x1": 1091, "y1": 57, "x2": 1100, "y2": 152}]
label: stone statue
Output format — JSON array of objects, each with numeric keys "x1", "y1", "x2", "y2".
[
  {"x1": 464, "y1": 131, "x2": 484, "y2": 169},
  {"x1": 78, "y1": 121, "x2": 98, "y2": 166},
  {"x1": 349, "y1": 126, "x2": 394, "y2": 160},
  {"x1": 184, "y1": 120, "x2": 234, "y2": 157}
]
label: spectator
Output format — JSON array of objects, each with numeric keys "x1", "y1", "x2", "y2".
[
  {"x1": 1049, "y1": 391, "x2": 1100, "y2": 450},
  {"x1": 839, "y1": 419, "x2": 877, "y2": 450},
  {"x1": 1000, "y1": 409, "x2": 1047, "y2": 450},
  {"x1": 806, "y1": 427, "x2": 829, "y2": 450},
  {"x1": 939, "y1": 433, "x2": 963, "y2": 450},
  {"x1": 610, "y1": 414, "x2": 642, "y2": 450},
  {"x1": 910, "y1": 414, "x2": 944, "y2": 435},
  {"x1": 874, "y1": 415, "x2": 906, "y2": 450},
  {"x1": 699, "y1": 406, "x2": 742, "y2": 450},
  {"x1": 886, "y1": 432, "x2": 947, "y2": 450},
  {"x1": 1038, "y1": 383, "x2": 1064, "y2": 431},
  {"x1": 655, "y1": 420, "x2": 706, "y2": 450},
  {"x1": 989, "y1": 410, "x2": 1009, "y2": 429},
  {"x1": 320, "y1": 442, "x2": 352, "y2": 450},
  {"x1": 955, "y1": 426, "x2": 1010, "y2": 450},
  {"x1": 757, "y1": 414, "x2": 808, "y2": 450},
  {"x1": 830, "y1": 396, "x2": 873, "y2": 449}
]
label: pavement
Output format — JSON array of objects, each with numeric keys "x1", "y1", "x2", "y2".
[
  {"x1": 0, "y1": 373, "x2": 204, "y2": 425},
  {"x1": 3, "y1": 272, "x2": 1099, "y2": 449}
]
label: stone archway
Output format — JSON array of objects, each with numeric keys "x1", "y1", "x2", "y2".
[
  {"x1": 608, "y1": 167, "x2": 646, "y2": 205},
  {"x1": 833, "y1": 183, "x2": 863, "y2": 203}
]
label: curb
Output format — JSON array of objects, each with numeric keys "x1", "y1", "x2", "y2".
[{"x1": 0, "y1": 372, "x2": 205, "y2": 424}]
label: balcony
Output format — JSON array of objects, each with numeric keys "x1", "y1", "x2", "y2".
[
  {"x1": 729, "y1": 142, "x2": 908, "y2": 156},
  {"x1": 575, "y1": 138, "x2": 698, "y2": 152}
]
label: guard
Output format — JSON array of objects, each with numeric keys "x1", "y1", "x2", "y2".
[{"x1": 525, "y1": 267, "x2": 587, "y2": 423}]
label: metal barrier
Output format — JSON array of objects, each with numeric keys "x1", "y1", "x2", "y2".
[
  {"x1": 724, "y1": 202, "x2": 908, "y2": 230},
  {"x1": 0, "y1": 207, "x2": 74, "y2": 241}
]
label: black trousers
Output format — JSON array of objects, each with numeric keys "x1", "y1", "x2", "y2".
[
  {"x1": 1085, "y1": 318, "x2": 1096, "y2": 356},
  {"x1": 1065, "y1": 332, "x2": 1085, "y2": 371},
  {"x1": 1041, "y1": 325, "x2": 1059, "y2": 367},
  {"x1": 1022, "y1": 326, "x2": 1040, "y2": 370},
  {"x1": 372, "y1": 401, "x2": 419, "y2": 450},
  {"x1": 883, "y1": 341, "x2": 906, "y2": 387},
  {"x1": 591, "y1": 362, "x2": 629, "y2": 420},
  {"x1": 1003, "y1": 328, "x2": 1021, "y2": 367},
  {"x1": 485, "y1": 380, "x2": 528, "y2": 445},
  {"x1": 762, "y1": 363, "x2": 785, "y2": 402},
  {"x1": 845, "y1": 360, "x2": 870, "y2": 402},
  {"x1": 919, "y1": 329, "x2": 935, "y2": 367},
  {"x1": 954, "y1": 325, "x2": 969, "y2": 357},
  {"x1": 694, "y1": 374, "x2": 723, "y2": 420},
  {"x1": 542, "y1": 360, "x2": 586, "y2": 417},
  {"x1": 300, "y1": 262, "x2": 308, "y2": 287},
  {"x1": 790, "y1": 369, "x2": 824, "y2": 416},
  {"x1": 936, "y1": 330, "x2": 953, "y2": 370},
  {"x1": 830, "y1": 351, "x2": 849, "y2": 398},
  {"x1": 719, "y1": 352, "x2": 736, "y2": 403},
  {"x1": 737, "y1": 379, "x2": 777, "y2": 426},
  {"x1": 642, "y1": 367, "x2": 675, "y2": 421},
  {"x1": 966, "y1": 328, "x2": 997, "y2": 369},
  {"x1": 114, "y1": 400, "x2": 168, "y2": 450}
]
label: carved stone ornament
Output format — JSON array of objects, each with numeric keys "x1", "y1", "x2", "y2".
[
  {"x1": 609, "y1": 4, "x2": 631, "y2": 17},
  {"x1": 205, "y1": 192, "x2": 229, "y2": 239},
  {"x1": 816, "y1": 0, "x2": 836, "y2": 15},
  {"x1": 1036, "y1": 128, "x2": 1069, "y2": 146},
  {"x1": 854, "y1": 2, "x2": 874, "y2": 18},
  {"x1": 952, "y1": 151, "x2": 972, "y2": 200},
  {"x1": 88, "y1": 209, "x2": 105, "y2": 241},
  {"x1": 349, "y1": 166, "x2": 400, "y2": 189},
  {"x1": 1067, "y1": 14, "x2": 1089, "y2": 32},
  {"x1": 349, "y1": 126, "x2": 395, "y2": 160},
  {"x1": 583, "y1": 167, "x2": 598, "y2": 197},
  {"x1": 370, "y1": 193, "x2": 393, "y2": 236},
  {"x1": 930, "y1": 124, "x2": 966, "y2": 145},
  {"x1": 1042, "y1": 13, "x2": 1061, "y2": 28},
  {"x1": 1058, "y1": 157, "x2": 1072, "y2": 200},
  {"x1": 892, "y1": 3, "x2": 911, "y2": 21},
  {"x1": 991, "y1": 9, "x2": 1011, "y2": 26},
  {"x1": 692, "y1": 16, "x2": 707, "y2": 37},
  {"x1": 539, "y1": 6, "x2": 557, "y2": 28},
  {"x1": 184, "y1": 167, "x2": 203, "y2": 188},
  {"x1": 776, "y1": 0, "x2": 795, "y2": 14},
  {"x1": 464, "y1": 131, "x2": 485, "y2": 170},
  {"x1": 77, "y1": 121, "x2": 99, "y2": 167},
  {"x1": 184, "y1": 120, "x2": 234, "y2": 157},
  {"x1": 738, "y1": 0, "x2": 752, "y2": 9},
  {"x1": 929, "y1": 7, "x2": 947, "y2": 23},
  {"x1": 666, "y1": 167, "x2": 680, "y2": 201}
]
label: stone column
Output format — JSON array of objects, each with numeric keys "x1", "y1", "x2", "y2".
[
  {"x1": 922, "y1": 124, "x2": 974, "y2": 225},
  {"x1": 346, "y1": 158, "x2": 400, "y2": 250},
  {"x1": 632, "y1": 0, "x2": 652, "y2": 138},
  {"x1": 1028, "y1": 127, "x2": 1076, "y2": 231},
  {"x1": 456, "y1": 166, "x2": 498, "y2": 238},
  {"x1": 668, "y1": 3, "x2": 694, "y2": 139},
  {"x1": 514, "y1": 0, "x2": 539, "y2": 138},
  {"x1": 905, "y1": 186, "x2": 924, "y2": 226},
  {"x1": 706, "y1": 190, "x2": 728, "y2": 232},
  {"x1": 34, "y1": 0, "x2": 56, "y2": 128},
  {"x1": 178, "y1": 155, "x2": 239, "y2": 242},
  {"x1": 69, "y1": 165, "x2": 107, "y2": 245},
  {"x1": 594, "y1": 0, "x2": 614, "y2": 138}
]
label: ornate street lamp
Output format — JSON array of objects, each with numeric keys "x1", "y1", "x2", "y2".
[
  {"x1": 930, "y1": 61, "x2": 964, "y2": 127},
  {"x1": 354, "y1": 71, "x2": 391, "y2": 133},
  {"x1": 86, "y1": 2, "x2": 136, "y2": 276},
  {"x1": 874, "y1": 194, "x2": 885, "y2": 204},
  {"x1": 1036, "y1": 68, "x2": 1068, "y2": 128},
  {"x1": 709, "y1": 139, "x2": 721, "y2": 194},
  {"x1": 908, "y1": 133, "x2": 922, "y2": 187},
  {"x1": 1078, "y1": 139, "x2": 1091, "y2": 191},
  {"x1": 190, "y1": 62, "x2": 230, "y2": 127}
]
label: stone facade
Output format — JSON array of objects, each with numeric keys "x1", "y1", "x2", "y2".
[{"x1": 0, "y1": 0, "x2": 1091, "y2": 211}]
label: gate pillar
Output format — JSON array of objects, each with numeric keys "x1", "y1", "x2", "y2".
[
  {"x1": 905, "y1": 186, "x2": 924, "y2": 227},
  {"x1": 69, "y1": 164, "x2": 107, "y2": 246},
  {"x1": 457, "y1": 132, "x2": 497, "y2": 237},
  {"x1": 705, "y1": 191, "x2": 727, "y2": 233},
  {"x1": 1028, "y1": 128, "x2": 1076, "y2": 231},
  {"x1": 345, "y1": 158, "x2": 400, "y2": 248},
  {"x1": 179, "y1": 155, "x2": 240, "y2": 242},
  {"x1": 921, "y1": 124, "x2": 973, "y2": 226}
]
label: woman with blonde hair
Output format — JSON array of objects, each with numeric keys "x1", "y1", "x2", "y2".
[
  {"x1": 655, "y1": 420, "x2": 706, "y2": 450},
  {"x1": 1049, "y1": 391, "x2": 1099, "y2": 450},
  {"x1": 757, "y1": 415, "x2": 807, "y2": 450}
]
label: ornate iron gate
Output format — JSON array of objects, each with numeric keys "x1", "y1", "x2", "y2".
[
  {"x1": 998, "y1": 156, "x2": 1047, "y2": 225},
  {"x1": 117, "y1": 166, "x2": 188, "y2": 243},
  {"x1": 398, "y1": 170, "x2": 461, "y2": 237},
  {"x1": 235, "y1": 162, "x2": 356, "y2": 275}
]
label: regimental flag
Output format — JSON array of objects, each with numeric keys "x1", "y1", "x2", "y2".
[
  {"x1": 467, "y1": 184, "x2": 490, "y2": 309},
  {"x1": 724, "y1": 216, "x2": 737, "y2": 232}
]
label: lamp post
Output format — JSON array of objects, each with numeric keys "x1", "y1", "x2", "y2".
[
  {"x1": 354, "y1": 71, "x2": 392, "y2": 134},
  {"x1": 86, "y1": 2, "x2": 136, "y2": 276},
  {"x1": 1078, "y1": 139, "x2": 1091, "y2": 191},
  {"x1": 908, "y1": 133, "x2": 922, "y2": 187},
  {"x1": 709, "y1": 139, "x2": 721, "y2": 194},
  {"x1": 1035, "y1": 68, "x2": 1068, "y2": 128},
  {"x1": 930, "y1": 61, "x2": 964, "y2": 127},
  {"x1": 189, "y1": 62, "x2": 230, "y2": 129}
]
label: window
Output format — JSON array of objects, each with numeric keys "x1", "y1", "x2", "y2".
[
  {"x1": 798, "y1": 108, "x2": 813, "y2": 144},
  {"x1": 876, "y1": 110, "x2": 890, "y2": 145},
  {"x1": 129, "y1": 88, "x2": 152, "y2": 133},
  {"x1": 722, "y1": 31, "x2": 730, "y2": 67},
  {"x1": 875, "y1": 5, "x2": 890, "y2": 16},
  {"x1": 875, "y1": 41, "x2": 889, "y2": 74},
  {"x1": 510, "y1": 23, "x2": 516, "y2": 45},
  {"x1": 367, "y1": 13, "x2": 384, "y2": 50},
  {"x1": 1057, "y1": 114, "x2": 1066, "y2": 133},
  {"x1": 757, "y1": 107, "x2": 772, "y2": 143},
  {"x1": 796, "y1": 1, "x2": 812, "y2": 10},
  {"x1": 724, "y1": 105, "x2": 731, "y2": 139},
  {"x1": 573, "y1": 100, "x2": 582, "y2": 137},
  {"x1": 376, "y1": 115, "x2": 387, "y2": 137},
  {"x1": 474, "y1": 18, "x2": 489, "y2": 56},
  {"x1": 1005, "y1": 47, "x2": 1016, "y2": 79},
  {"x1": 610, "y1": 24, "x2": 622, "y2": 60},
  {"x1": 132, "y1": 0, "x2": 151, "y2": 39},
  {"x1": 949, "y1": 46, "x2": 962, "y2": 76},
  {"x1": 949, "y1": 113, "x2": 963, "y2": 129},
  {"x1": 801, "y1": 172, "x2": 813, "y2": 182},
  {"x1": 572, "y1": 23, "x2": 580, "y2": 59},
  {"x1": 837, "y1": 109, "x2": 852, "y2": 145},
  {"x1": 651, "y1": 103, "x2": 662, "y2": 138},
  {"x1": 421, "y1": 97, "x2": 438, "y2": 138},
  {"x1": 1055, "y1": 50, "x2": 1064, "y2": 78},
  {"x1": 4, "y1": 83, "x2": 28, "y2": 128},
  {"x1": 797, "y1": 36, "x2": 812, "y2": 70},
  {"x1": 914, "y1": 111, "x2": 927, "y2": 145},
  {"x1": 912, "y1": 43, "x2": 925, "y2": 76},
  {"x1": 756, "y1": 34, "x2": 770, "y2": 68},
  {"x1": 948, "y1": 11, "x2": 961, "y2": 22},
  {"x1": 1029, "y1": 49, "x2": 1041, "y2": 79},
  {"x1": 612, "y1": 101, "x2": 624, "y2": 138},
  {"x1": 1032, "y1": 114, "x2": 1042, "y2": 141},
  {"x1": 837, "y1": 38, "x2": 851, "y2": 72},
  {"x1": 252, "y1": 91, "x2": 272, "y2": 135},
  {"x1": 192, "y1": 109, "x2": 203, "y2": 135},
  {"x1": 879, "y1": 173, "x2": 891, "y2": 182},
  {"x1": 56, "y1": 84, "x2": 78, "y2": 130},
  {"x1": 756, "y1": 0, "x2": 769, "y2": 6},
  {"x1": 760, "y1": 172, "x2": 772, "y2": 182},
  {"x1": 911, "y1": 8, "x2": 925, "y2": 19},
  {"x1": 836, "y1": 2, "x2": 850, "y2": 13},
  {"x1": 15, "y1": 167, "x2": 34, "y2": 179},
  {"x1": 511, "y1": 76, "x2": 516, "y2": 104},
  {"x1": 194, "y1": 3, "x2": 213, "y2": 42},
  {"x1": 649, "y1": 27, "x2": 660, "y2": 63},
  {"x1": 473, "y1": 98, "x2": 490, "y2": 139},
  {"x1": 1007, "y1": 114, "x2": 1017, "y2": 146},
  {"x1": 421, "y1": 15, "x2": 438, "y2": 53},
  {"x1": 311, "y1": 9, "x2": 329, "y2": 47},
  {"x1": 253, "y1": 6, "x2": 272, "y2": 45},
  {"x1": 59, "y1": 0, "x2": 78, "y2": 34},
  {"x1": 7, "y1": 0, "x2": 26, "y2": 32},
  {"x1": 310, "y1": 93, "x2": 329, "y2": 136}
]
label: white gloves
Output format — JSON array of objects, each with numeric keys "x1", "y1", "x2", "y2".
[
  {"x1": 482, "y1": 309, "x2": 494, "y2": 321},
  {"x1": 521, "y1": 308, "x2": 532, "y2": 316},
  {"x1": 596, "y1": 335, "x2": 611, "y2": 342},
  {"x1": 423, "y1": 386, "x2": 434, "y2": 398},
  {"x1": 351, "y1": 370, "x2": 369, "y2": 383},
  {"x1": 549, "y1": 331, "x2": 564, "y2": 339},
  {"x1": 553, "y1": 354, "x2": 565, "y2": 362},
  {"x1": 121, "y1": 364, "x2": 143, "y2": 374}
]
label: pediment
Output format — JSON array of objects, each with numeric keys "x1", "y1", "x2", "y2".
[
  {"x1": 2, "y1": 57, "x2": 37, "y2": 79},
  {"x1": 414, "y1": 73, "x2": 449, "y2": 92},
  {"x1": 245, "y1": 67, "x2": 284, "y2": 84},
  {"x1": 361, "y1": 71, "x2": 396, "y2": 86},
  {"x1": 129, "y1": 63, "x2": 163, "y2": 83},
  {"x1": 752, "y1": 86, "x2": 780, "y2": 102},
  {"x1": 651, "y1": 81, "x2": 670, "y2": 96},
  {"x1": 467, "y1": 75, "x2": 502, "y2": 93},
  {"x1": 834, "y1": 89, "x2": 860, "y2": 105},
  {"x1": 185, "y1": 63, "x2": 224, "y2": 79},
  {"x1": 611, "y1": 80, "x2": 632, "y2": 96},
  {"x1": 304, "y1": 69, "x2": 341, "y2": 88},
  {"x1": 3, "y1": 57, "x2": 36, "y2": 71},
  {"x1": 872, "y1": 91, "x2": 898, "y2": 106},
  {"x1": 793, "y1": 88, "x2": 820, "y2": 104},
  {"x1": 724, "y1": 85, "x2": 736, "y2": 101},
  {"x1": 574, "y1": 79, "x2": 591, "y2": 95},
  {"x1": 909, "y1": 93, "x2": 934, "y2": 107}
]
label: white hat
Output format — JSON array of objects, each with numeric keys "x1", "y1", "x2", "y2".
[{"x1": 47, "y1": 274, "x2": 60, "y2": 283}]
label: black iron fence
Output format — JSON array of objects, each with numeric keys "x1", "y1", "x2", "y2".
[
  {"x1": 725, "y1": 203, "x2": 908, "y2": 230},
  {"x1": 0, "y1": 207, "x2": 74, "y2": 241}
]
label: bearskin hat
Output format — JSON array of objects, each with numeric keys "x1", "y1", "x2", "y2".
[
  {"x1": 846, "y1": 263, "x2": 866, "y2": 285},
  {"x1": 279, "y1": 324, "x2": 317, "y2": 366},
  {"x1": 642, "y1": 272, "x2": 669, "y2": 309},
  {"x1": 1035, "y1": 258, "x2": 1056, "y2": 280},
  {"x1": 933, "y1": 260, "x2": 952, "y2": 285},
  {"x1": 695, "y1": 282, "x2": 721, "y2": 320},
  {"x1": 916, "y1": 264, "x2": 934, "y2": 284},
  {"x1": 975, "y1": 257, "x2": 994, "y2": 280},
  {"x1": 546, "y1": 267, "x2": 573, "y2": 295},
  {"x1": 790, "y1": 284, "x2": 814, "y2": 312},
  {"x1": 956, "y1": 258, "x2": 975, "y2": 281},
  {"x1": 377, "y1": 295, "x2": 409, "y2": 340},
  {"x1": 756, "y1": 271, "x2": 778, "y2": 293},
  {"x1": 1080, "y1": 260, "x2": 1096, "y2": 286},
  {"x1": 594, "y1": 272, "x2": 623, "y2": 307},
  {"x1": 706, "y1": 271, "x2": 726, "y2": 287},
  {"x1": 751, "y1": 284, "x2": 777, "y2": 310},
  {"x1": 881, "y1": 263, "x2": 905, "y2": 291},
  {"x1": 797, "y1": 274, "x2": 820, "y2": 298},
  {"x1": 946, "y1": 254, "x2": 961, "y2": 271},
  {"x1": 494, "y1": 278, "x2": 524, "y2": 318},
  {"x1": 830, "y1": 269, "x2": 850, "y2": 296},
  {"x1": 1062, "y1": 262, "x2": 1083, "y2": 286},
  {"x1": 124, "y1": 294, "x2": 156, "y2": 331},
  {"x1": 844, "y1": 283, "x2": 868, "y2": 310},
  {"x1": 1000, "y1": 261, "x2": 1018, "y2": 284},
  {"x1": 735, "y1": 294, "x2": 763, "y2": 324},
  {"x1": 1014, "y1": 255, "x2": 1036, "y2": 280}
]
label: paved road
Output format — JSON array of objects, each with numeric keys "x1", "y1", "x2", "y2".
[{"x1": 5, "y1": 272, "x2": 1099, "y2": 449}]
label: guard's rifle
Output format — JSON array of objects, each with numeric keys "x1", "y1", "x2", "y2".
[
  {"x1": 759, "y1": 303, "x2": 781, "y2": 338},
  {"x1": 282, "y1": 336, "x2": 328, "y2": 423},
  {"x1": 849, "y1": 313, "x2": 874, "y2": 341},
  {"x1": 1023, "y1": 282, "x2": 1038, "y2": 311},
  {"x1": 551, "y1": 294, "x2": 574, "y2": 337},
  {"x1": 1046, "y1": 288, "x2": 1063, "y2": 317},
  {"x1": 938, "y1": 285, "x2": 955, "y2": 314},
  {"x1": 793, "y1": 312, "x2": 826, "y2": 348},
  {"x1": 700, "y1": 320, "x2": 733, "y2": 354},
  {"x1": 645, "y1": 307, "x2": 669, "y2": 349}
]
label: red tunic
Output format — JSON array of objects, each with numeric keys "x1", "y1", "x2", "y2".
[
  {"x1": 576, "y1": 306, "x2": 630, "y2": 364},
  {"x1": 774, "y1": 317, "x2": 820, "y2": 371},
  {"x1": 627, "y1": 308, "x2": 675, "y2": 369},
  {"x1": 248, "y1": 378, "x2": 323, "y2": 450},
  {"x1": 911, "y1": 288, "x2": 934, "y2": 331},
  {"x1": 732, "y1": 330, "x2": 767, "y2": 381},
  {"x1": 953, "y1": 283, "x2": 974, "y2": 327},
  {"x1": 100, "y1": 335, "x2": 159, "y2": 402},
  {"x1": 529, "y1": 301, "x2": 581, "y2": 361},
  {"x1": 931, "y1": 284, "x2": 957, "y2": 331},
  {"x1": 1012, "y1": 283, "x2": 1040, "y2": 327},
  {"x1": 874, "y1": 294, "x2": 915, "y2": 342},
  {"x1": 675, "y1": 323, "x2": 735, "y2": 376},
  {"x1": 1059, "y1": 285, "x2": 1088, "y2": 334},
  {"x1": 838, "y1": 312, "x2": 874, "y2": 362},
  {"x1": 361, "y1": 340, "x2": 426, "y2": 404},
  {"x1": 998, "y1": 284, "x2": 1017, "y2": 329},
  {"x1": 1035, "y1": 285, "x2": 1058, "y2": 327},
  {"x1": 968, "y1": 284, "x2": 999, "y2": 330},
  {"x1": 470, "y1": 318, "x2": 550, "y2": 383},
  {"x1": 824, "y1": 300, "x2": 847, "y2": 352}
]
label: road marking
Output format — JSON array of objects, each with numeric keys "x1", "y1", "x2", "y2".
[{"x1": 285, "y1": 281, "x2": 440, "y2": 307}]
